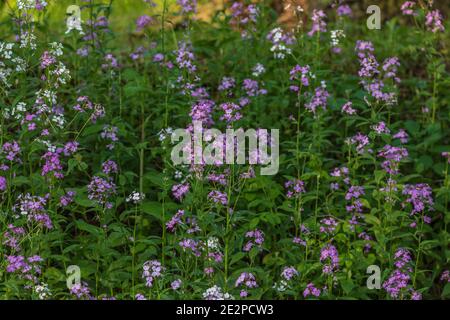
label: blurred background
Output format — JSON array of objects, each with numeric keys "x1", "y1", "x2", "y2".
[{"x1": 1, "y1": 0, "x2": 449, "y2": 35}]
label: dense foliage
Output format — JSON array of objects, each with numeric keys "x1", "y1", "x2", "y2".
[{"x1": 0, "y1": 0, "x2": 449, "y2": 300}]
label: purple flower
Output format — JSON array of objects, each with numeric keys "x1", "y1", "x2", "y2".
[
  {"x1": 3, "y1": 224, "x2": 25, "y2": 251},
  {"x1": 349, "y1": 132, "x2": 370, "y2": 154},
  {"x1": 243, "y1": 229, "x2": 264, "y2": 252},
  {"x1": 289, "y1": 64, "x2": 311, "y2": 91},
  {"x1": 402, "y1": 184, "x2": 433, "y2": 216},
  {"x1": 401, "y1": 1, "x2": 417, "y2": 16},
  {"x1": 320, "y1": 244, "x2": 339, "y2": 274},
  {"x1": 175, "y1": 42, "x2": 197, "y2": 74},
  {"x1": 208, "y1": 190, "x2": 228, "y2": 206},
  {"x1": 285, "y1": 179, "x2": 306, "y2": 198},
  {"x1": 171, "y1": 279, "x2": 182, "y2": 290},
  {"x1": 189, "y1": 100, "x2": 215, "y2": 127},
  {"x1": 135, "y1": 293, "x2": 146, "y2": 300},
  {"x1": 101, "y1": 125, "x2": 119, "y2": 149},
  {"x1": 2, "y1": 141, "x2": 21, "y2": 162},
  {"x1": 177, "y1": 0, "x2": 197, "y2": 14},
  {"x1": 440, "y1": 270, "x2": 450, "y2": 283},
  {"x1": 426, "y1": 10, "x2": 445, "y2": 33},
  {"x1": 345, "y1": 186, "x2": 365, "y2": 201},
  {"x1": 281, "y1": 266, "x2": 298, "y2": 281},
  {"x1": 372, "y1": 121, "x2": 390, "y2": 134},
  {"x1": 305, "y1": 87, "x2": 329, "y2": 114},
  {"x1": 242, "y1": 79, "x2": 267, "y2": 97},
  {"x1": 60, "y1": 191, "x2": 76, "y2": 207},
  {"x1": 442, "y1": 152, "x2": 450, "y2": 164},
  {"x1": 87, "y1": 176, "x2": 116, "y2": 207},
  {"x1": 40, "y1": 51, "x2": 56, "y2": 69},
  {"x1": 172, "y1": 183, "x2": 190, "y2": 201},
  {"x1": 337, "y1": 4, "x2": 352, "y2": 17},
  {"x1": 136, "y1": 15, "x2": 153, "y2": 32},
  {"x1": 229, "y1": 2, "x2": 259, "y2": 37},
  {"x1": 235, "y1": 272, "x2": 258, "y2": 289},
  {"x1": 220, "y1": 102, "x2": 242, "y2": 124},
  {"x1": 102, "y1": 53, "x2": 119, "y2": 69},
  {"x1": 0, "y1": 176, "x2": 6, "y2": 191},
  {"x1": 218, "y1": 77, "x2": 236, "y2": 92},
  {"x1": 102, "y1": 160, "x2": 118, "y2": 175},
  {"x1": 303, "y1": 283, "x2": 321, "y2": 298},
  {"x1": 320, "y1": 217, "x2": 338, "y2": 234},
  {"x1": 70, "y1": 282, "x2": 93, "y2": 300},
  {"x1": 308, "y1": 10, "x2": 327, "y2": 37},
  {"x1": 63, "y1": 141, "x2": 79, "y2": 156},
  {"x1": 6, "y1": 254, "x2": 43, "y2": 284},
  {"x1": 14, "y1": 194, "x2": 53, "y2": 229},
  {"x1": 378, "y1": 145, "x2": 408, "y2": 175},
  {"x1": 142, "y1": 260, "x2": 164, "y2": 287},
  {"x1": 341, "y1": 101, "x2": 356, "y2": 115},
  {"x1": 166, "y1": 209, "x2": 185, "y2": 232},
  {"x1": 41, "y1": 151, "x2": 64, "y2": 179},
  {"x1": 179, "y1": 238, "x2": 201, "y2": 256},
  {"x1": 393, "y1": 129, "x2": 409, "y2": 144},
  {"x1": 383, "y1": 269, "x2": 411, "y2": 299}
]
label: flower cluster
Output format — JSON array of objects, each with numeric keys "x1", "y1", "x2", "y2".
[
  {"x1": 142, "y1": 260, "x2": 164, "y2": 287},
  {"x1": 383, "y1": 248, "x2": 421, "y2": 300},
  {"x1": 243, "y1": 229, "x2": 264, "y2": 252},
  {"x1": 235, "y1": 272, "x2": 258, "y2": 297}
]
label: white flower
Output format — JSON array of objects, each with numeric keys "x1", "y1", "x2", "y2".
[
  {"x1": 330, "y1": 29, "x2": 345, "y2": 47},
  {"x1": 50, "y1": 42, "x2": 64, "y2": 57},
  {"x1": 174, "y1": 171, "x2": 183, "y2": 179},
  {"x1": 207, "y1": 237, "x2": 220, "y2": 250},
  {"x1": 66, "y1": 15, "x2": 84, "y2": 34},
  {"x1": 19, "y1": 31, "x2": 37, "y2": 49},
  {"x1": 52, "y1": 114, "x2": 66, "y2": 128},
  {"x1": 126, "y1": 191, "x2": 145, "y2": 204},
  {"x1": 35, "y1": 283, "x2": 52, "y2": 300},
  {"x1": 202, "y1": 285, "x2": 234, "y2": 300},
  {"x1": 273, "y1": 280, "x2": 289, "y2": 292},
  {"x1": 252, "y1": 63, "x2": 265, "y2": 77},
  {"x1": 17, "y1": 0, "x2": 35, "y2": 10},
  {"x1": 0, "y1": 42, "x2": 14, "y2": 59}
]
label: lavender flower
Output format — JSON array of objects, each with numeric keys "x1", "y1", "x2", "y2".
[
  {"x1": 305, "y1": 86, "x2": 329, "y2": 114},
  {"x1": 135, "y1": 15, "x2": 153, "y2": 32},
  {"x1": 243, "y1": 229, "x2": 264, "y2": 252},
  {"x1": 166, "y1": 209, "x2": 185, "y2": 232},
  {"x1": 401, "y1": 1, "x2": 417, "y2": 16},
  {"x1": 402, "y1": 184, "x2": 433, "y2": 216},
  {"x1": 285, "y1": 179, "x2": 306, "y2": 198},
  {"x1": 341, "y1": 101, "x2": 357, "y2": 115},
  {"x1": 177, "y1": 0, "x2": 197, "y2": 15},
  {"x1": 337, "y1": 4, "x2": 352, "y2": 17},
  {"x1": 172, "y1": 183, "x2": 190, "y2": 201},
  {"x1": 289, "y1": 64, "x2": 311, "y2": 92},
  {"x1": 208, "y1": 190, "x2": 228, "y2": 206},
  {"x1": 281, "y1": 266, "x2": 298, "y2": 281},
  {"x1": 320, "y1": 244, "x2": 339, "y2": 274},
  {"x1": 70, "y1": 282, "x2": 93, "y2": 300},
  {"x1": 308, "y1": 10, "x2": 327, "y2": 37},
  {"x1": 142, "y1": 260, "x2": 164, "y2": 287},
  {"x1": 303, "y1": 283, "x2": 321, "y2": 298},
  {"x1": 235, "y1": 272, "x2": 258, "y2": 297},
  {"x1": 0, "y1": 176, "x2": 6, "y2": 191},
  {"x1": 87, "y1": 176, "x2": 116, "y2": 208},
  {"x1": 171, "y1": 279, "x2": 182, "y2": 290},
  {"x1": 426, "y1": 10, "x2": 445, "y2": 33}
]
